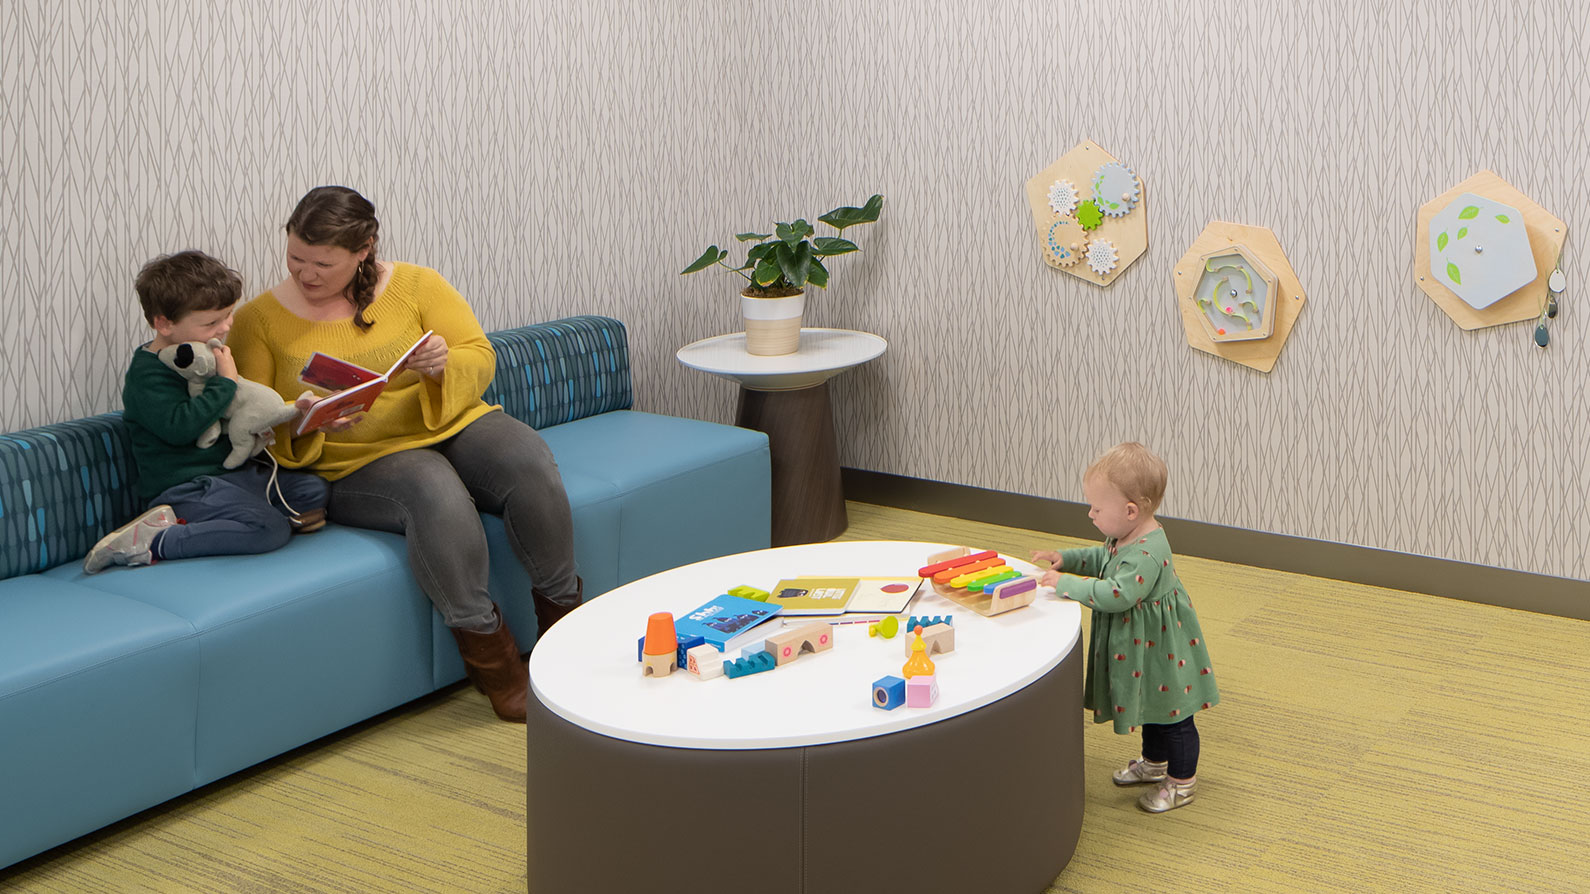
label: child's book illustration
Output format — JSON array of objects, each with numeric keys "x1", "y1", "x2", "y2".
[
  {"x1": 843, "y1": 576, "x2": 924, "y2": 614},
  {"x1": 764, "y1": 576, "x2": 923, "y2": 615},
  {"x1": 768, "y1": 577, "x2": 859, "y2": 614},
  {"x1": 294, "y1": 330, "x2": 433, "y2": 435},
  {"x1": 672, "y1": 593, "x2": 783, "y2": 652}
]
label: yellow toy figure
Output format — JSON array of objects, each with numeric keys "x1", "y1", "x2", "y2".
[{"x1": 901, "y1": 626, "x2": 936, "y2": 679}]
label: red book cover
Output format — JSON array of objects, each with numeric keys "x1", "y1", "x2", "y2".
[{"x1": 293, "y1": 330, "x2": 433, "y2": 436}]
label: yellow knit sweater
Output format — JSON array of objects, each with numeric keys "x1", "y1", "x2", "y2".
[{"x1": 229, "y1": 262, "x2": 499, "y2": 480}]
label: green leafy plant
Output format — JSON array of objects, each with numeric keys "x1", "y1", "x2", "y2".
[{"x1": 681, "y1": 194, "x2": 884, "y2": 297}]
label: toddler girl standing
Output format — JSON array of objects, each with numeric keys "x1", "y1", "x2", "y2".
[{"x1": 1035, "y1": 442, "x2": 1219, "y2": 813}]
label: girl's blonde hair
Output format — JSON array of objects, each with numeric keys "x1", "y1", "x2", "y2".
[{"x1": 1085, "y1": 442, "x2": 1167, "y2": 515}]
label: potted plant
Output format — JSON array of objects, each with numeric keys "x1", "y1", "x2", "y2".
[{"x1": 682, "y1": 194, "x2": 884, "y2": 355}]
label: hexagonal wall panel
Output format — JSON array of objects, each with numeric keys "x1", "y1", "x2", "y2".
[
  {"x1": 1024, "y1": 140, "x2": 1147, "y2": 287},
  {"x1": 1173, "y1": 222, "x2": 1306, "y2": 374},
  {"x1": 1415, "y1": 170, "x2": 1566, "y2": 330},
  {"x1": 1192, "y1": 244, "x2": 1280, "y2": 342},
  {"x1": 1427, "y1": 193, "x2": 1534, "y2": 309}
]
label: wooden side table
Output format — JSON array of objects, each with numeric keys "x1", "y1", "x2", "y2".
[{"x1": 677, "y1": 329, "x2": 886, "y2": 546}]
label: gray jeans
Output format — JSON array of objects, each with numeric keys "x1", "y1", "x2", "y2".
[{"x1": 327, "y1": 410, "x2": 578, "y2": 630}]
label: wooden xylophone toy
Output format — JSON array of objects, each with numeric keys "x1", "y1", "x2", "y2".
[{"x1": 917, "y1": 546, "x2": 1038, "y2": 617}]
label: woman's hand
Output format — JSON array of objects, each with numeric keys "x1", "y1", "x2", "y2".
[{"x1": 405, "y1": 333, "x2": 450, "y2": 379}]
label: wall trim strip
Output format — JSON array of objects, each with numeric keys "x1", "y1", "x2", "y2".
[{"x1": 842, "y1": 468, "x2": 1588, "y2": 622}]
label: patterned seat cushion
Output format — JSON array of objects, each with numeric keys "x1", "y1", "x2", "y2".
[
  {"x1": 484, "y1": 315, "x2": 632, "y2": 429},
  {"x1": 0, "y1": 414, "x2": 141, "y2": 581}
]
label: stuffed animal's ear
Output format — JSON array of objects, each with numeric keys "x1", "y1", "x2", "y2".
[{"x1": 173, "y1": 343, "x2": 196, "y2": 369}]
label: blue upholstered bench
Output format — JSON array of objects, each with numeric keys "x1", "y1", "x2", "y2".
[{"x1": 0, "y1": 315, "x2": 770, "y2": 869}]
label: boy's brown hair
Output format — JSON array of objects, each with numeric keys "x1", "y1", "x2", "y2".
[
  {"x1": 1085, "y1": 441, "x2": 1168, "y2": 515},
  {"x1": 134, "y1": 250, "x2": 242, "y2": 325}
]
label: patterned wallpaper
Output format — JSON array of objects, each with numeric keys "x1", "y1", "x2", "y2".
[{"x1": 6, "y1": 1, "x2": 1589, "y2": 580}]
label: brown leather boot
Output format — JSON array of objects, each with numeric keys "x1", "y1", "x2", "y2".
[
  {"x1": 532, "y1": 576, "x2": 584, "y2": 638},
  {"x1": 450, "y1": 605, "x2": 527, "y2": 723}
]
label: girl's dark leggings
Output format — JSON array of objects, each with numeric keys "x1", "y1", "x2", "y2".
[{"x1": 1141, "y1": 715, "x2": 1200, "y2": 779}]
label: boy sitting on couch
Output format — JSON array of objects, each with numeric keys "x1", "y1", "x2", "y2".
[{"x1": 84, "y1": 250, "x2": 330, "y2": 572}]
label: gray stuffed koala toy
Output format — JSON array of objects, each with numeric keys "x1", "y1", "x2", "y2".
[{"x1": 156, "y1": 339, "x2": 299, "y2": 469}]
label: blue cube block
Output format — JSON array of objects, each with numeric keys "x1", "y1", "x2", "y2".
[
  {"x1": 676, "y1": 634, "x2": 706, "y2": 668},
  {"x1": 872, "y1": 675, "x2": 906, "y2": 710}
]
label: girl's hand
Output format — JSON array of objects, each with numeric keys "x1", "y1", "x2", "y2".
[
  {"x1": 1031, "y1": 549, "x2": 1063, "y2": 569},
  {"x1": 405, "y1": 333, "x2": 450, "y2": 379},
  {"x1": 1039, "y1": 569, "x2": 1061, "y2": 589}
]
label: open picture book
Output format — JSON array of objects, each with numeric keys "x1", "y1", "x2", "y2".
[
  {"x1": 294, "y1": 330, "x2": 433, "y2": 435},
  {"x1": 767, "y1": 576, "x2": 923, "y2": 616}
]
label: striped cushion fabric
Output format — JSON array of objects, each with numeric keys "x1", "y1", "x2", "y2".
[
  {"x1": 484, "y1": 315, "x2": 632, "y2": 430},
  {"x1": 0, "y1": 413, "x2": 142, "y2": 580}
]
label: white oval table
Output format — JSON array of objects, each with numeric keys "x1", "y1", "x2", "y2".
[
  {"x1": 677, "y1": 329, "x2": 886, "y2": 546},
  {"x1": 527, "y1": 541, "x2": 1085, "y2": 894}
]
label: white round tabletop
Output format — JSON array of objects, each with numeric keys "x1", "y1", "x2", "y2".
[
  {"x1": 675, "y1": 328, "x2": 887, "y2": 391},
  {"x1": 528, "y1": 541, "x2": 1081, "y2": 750}
]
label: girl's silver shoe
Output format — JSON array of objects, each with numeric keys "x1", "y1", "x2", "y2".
[
  {"x1": 1112, "y1": 757, "x2": 1168, "y2": 786},
  {"x1": 1138, "y1": 779, "x2": 1196, "y2": 813}
]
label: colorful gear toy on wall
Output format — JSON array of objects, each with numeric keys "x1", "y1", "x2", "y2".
[
  {"x1": 1076, "y1": 199, "x2": 1104, "y2": 231},
  {"x1": 1091, "y1": 161, "x2": 1141, "y2": 218},
  {"x1": 1047, "y1": 179, "x2": 1080, "y2": 216},
  {"x1": 1045, "y1": 218, "x2": 1089, "y2": 268},
  {"x1": 1086, "y1": 239, "x2": 1119, "y2": 276}
]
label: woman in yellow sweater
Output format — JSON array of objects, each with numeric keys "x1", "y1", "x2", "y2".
[{"x1": 229, "y1": 186, "x2": 580, "y2": 723}]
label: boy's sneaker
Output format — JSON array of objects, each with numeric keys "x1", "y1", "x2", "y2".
[
  {"x1": 83, "y1": 505, "x2": 179, "y2": 573},
  {"x1": 1112, "y1": 757, "x2": 1168, "y2": 786},
  {"x1": 1138, "y1": 779, "x2": 1196, "y2": 813},
  {"x1": 289, "y1": 508, "x2": 327, "y2": 534}
]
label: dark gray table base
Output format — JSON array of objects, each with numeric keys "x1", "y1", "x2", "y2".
[
  {"x1": 736, "y1": 380, "x2": 847, "y2": 547},
  {"x1": 527, "y1": 645, "x2": 1083, "y2": 893}
]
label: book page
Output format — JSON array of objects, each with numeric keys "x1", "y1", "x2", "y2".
[
  {"x1": 768, "y1": 577, "x2": 858, "y2": 614},
  {"x1": 384, "y1": 330, "x2": 434, "y2": 378},
  {"x1": 294, "y1": 378, "x2": 383, "y2": 435},
  {"x1": 845, "y1": 577, "x2": 924, "y2": 614},
  {"x1": 297, "y1": 330, "x2": 433, "y2": 391},
  {"x1": 299, "y1": 352, "x2": 381, "y2": 391}
]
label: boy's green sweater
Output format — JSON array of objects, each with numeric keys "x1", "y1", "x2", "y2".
[{"x1": 122, "y1": 346, "x2": 239, "y2": 501}]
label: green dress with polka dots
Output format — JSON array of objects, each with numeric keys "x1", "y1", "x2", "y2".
[{"x1": 1057, "y1": 528, "x2": 1219, "y2": 734}]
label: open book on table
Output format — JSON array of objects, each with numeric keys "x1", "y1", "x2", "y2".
[
  {"x1": 294, "y1": 330, "x2": 433, "y2": 435},
  {"x1": 767, "y1": 576, "x2": 923, "y2": 616}
]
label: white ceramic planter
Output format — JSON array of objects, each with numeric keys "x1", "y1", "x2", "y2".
[{"x1": 741, "y1": 291, "x2": 804, "y2": 356}]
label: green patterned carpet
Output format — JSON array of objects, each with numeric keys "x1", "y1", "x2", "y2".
[{"x1": 4, "y1": 502, "x2": 1587, "y2": 892}]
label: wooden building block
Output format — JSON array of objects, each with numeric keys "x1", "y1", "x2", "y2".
[
  {"x1": 763, "y1": 621, "x2": 834, "y2": 666},
  {"x1": 641, "y1": 652, "x2": 677, "y2": 678},
  {"x1": 686, "y1": 644, "x2": 723, "y2": 680}
]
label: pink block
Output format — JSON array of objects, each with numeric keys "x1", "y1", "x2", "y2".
[{"x1": 905, "y1": 674, "x2": 939, "y2": 708}]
